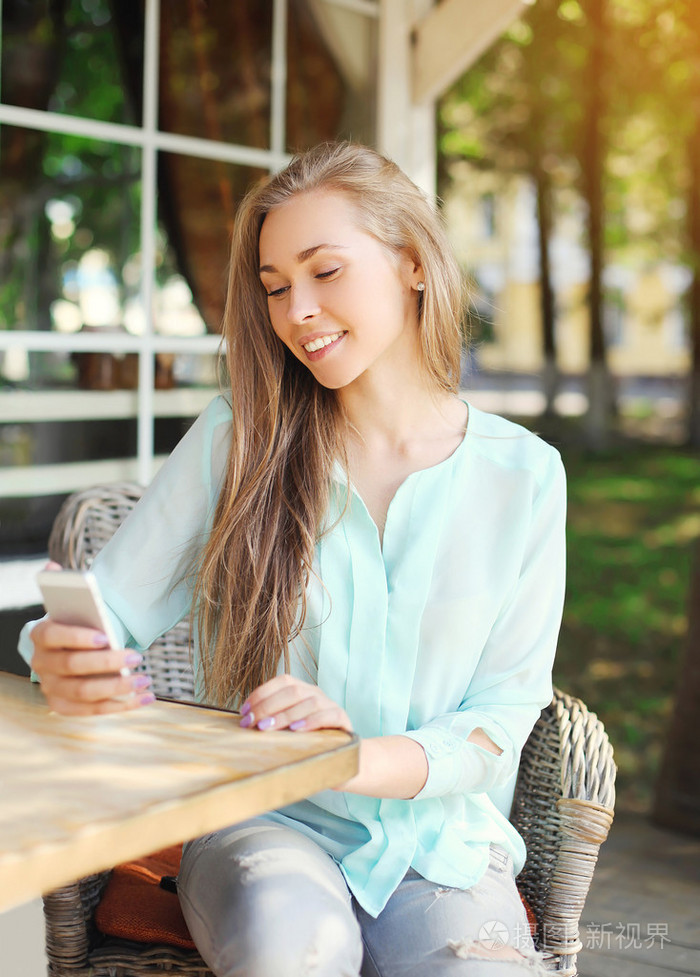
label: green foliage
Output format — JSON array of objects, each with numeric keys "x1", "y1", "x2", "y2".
[
  {"x1": 439, "y1": 0, "x2": 700, "y2": 265},
  {"x1": 554, "y1": 438, "x2": 700, "y2": 811},
  {"x1": 0, "y1": 0, "x2": 142, "y2": 347}
]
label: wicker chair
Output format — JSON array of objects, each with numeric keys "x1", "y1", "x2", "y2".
[{"x1": 42, "y1": 483, "x2": 616, "y2": 977}]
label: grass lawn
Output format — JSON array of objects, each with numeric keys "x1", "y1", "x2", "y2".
[{"x1": 532, "y1": 420, "x2": 700, "y2": 813}]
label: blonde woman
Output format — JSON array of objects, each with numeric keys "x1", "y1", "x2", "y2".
[{"x1": 24, "y1": 143, "x2": 563, "y2": 976}]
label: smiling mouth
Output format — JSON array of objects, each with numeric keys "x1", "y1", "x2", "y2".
[{"x1": 302, "y1": 331, "x2": 346, "y2": 353}]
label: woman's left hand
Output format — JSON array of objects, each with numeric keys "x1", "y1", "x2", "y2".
[{"x1": 240, "y1": 675, "x2": 353, "y2": 734}]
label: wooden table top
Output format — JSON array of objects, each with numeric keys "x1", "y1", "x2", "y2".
[{"x1": 0, "y1": 673, "x2": 358, "y2": 913}]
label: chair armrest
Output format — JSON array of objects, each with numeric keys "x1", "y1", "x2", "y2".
[
  {"x1": 43, "y1": 871, "x2": 111, "y2": 972},
  {"x1": 511, "y1": 687, "x2": 616, "y2": 975},
  {"x1": 48, "y1": 482, "x2": 145, "y2": 570}
]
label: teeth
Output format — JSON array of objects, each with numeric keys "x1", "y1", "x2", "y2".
[{"x1": 303, "y1": 332, "x2": 343, "y2": 353}]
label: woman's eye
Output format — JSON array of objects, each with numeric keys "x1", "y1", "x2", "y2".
[
  {"x1": 266, "y1": 284, "x2": 289, "y2": 298},
  {"x1": 316, "y1": 268, "x2": 340, "y2": 280}
]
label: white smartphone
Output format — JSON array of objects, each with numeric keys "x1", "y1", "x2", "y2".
[{"x1": 36, "y1": 569, "x2": 120, "y2": 651}]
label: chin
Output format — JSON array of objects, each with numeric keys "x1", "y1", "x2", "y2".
[{"x1": 305, "y1": 365, "x2": 361, "y2": 391}]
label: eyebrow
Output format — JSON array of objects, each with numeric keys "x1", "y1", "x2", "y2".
[{"x1": 259, "y1": 243, "x2": 347, "y2": 274}]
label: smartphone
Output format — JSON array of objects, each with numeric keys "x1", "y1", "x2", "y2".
[{"x1": 36, "y1": 569, "x2": 120, "y2": 650}]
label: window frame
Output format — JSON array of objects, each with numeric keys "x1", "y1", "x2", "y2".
[{"x1": 0, "y1": 0, "x2": 380, "y2": 496}]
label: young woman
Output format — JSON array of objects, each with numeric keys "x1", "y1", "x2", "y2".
[{"x1": 24, "y1": 142, "x2": 564, "y2": 976}]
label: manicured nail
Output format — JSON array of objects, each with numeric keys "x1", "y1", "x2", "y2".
[
  {"x1": 126, "y1": 653, "x2": 143, "y2": 666},
  {"x1": 240, "y1": 701, "x2": 251, "y2": 716},
  {"x1": 139, "y1": 693, "x2": 156, "y2": 706},
  {"x1": 289, "y1": 719, "x2": 307, "y2": 731},
  {"x1": 239, "y1": 712, "x2": 255, "y2": 728},
  {"x1": 132, "y1": 675, "x2": 152, "y2": 691},
  {"x1": 93, "y1": 632, "x2": 108, "y2": 646},
  {"x1": 257, "y1": 716, "x2": 276, "y2": 731}
]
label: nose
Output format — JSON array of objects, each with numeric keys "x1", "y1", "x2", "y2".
[{"x1": 287, "y1": 282, "x2": 321, "y2": 324}]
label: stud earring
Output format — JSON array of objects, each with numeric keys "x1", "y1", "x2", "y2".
[{"x1": 416, "y1": 282, "x2": 425, "y2": 292}]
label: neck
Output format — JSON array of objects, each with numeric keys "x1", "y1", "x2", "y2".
[{"x1": 337, "y1": 361, "x2": 463, "y2": 452}]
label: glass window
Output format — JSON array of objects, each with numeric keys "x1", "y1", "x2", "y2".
[
  {"x1": 155, "y1": 155, "x2": 268, "y2": 335},
  {"x1": 287, "y1": 0, "x2": 377, "y2": 150},
  {"x1": 1, "y1": 0, "x2": 141, "y2": 125},
  {"x1": 159, "y1": 2, "x2": 273, "y2": 149},
  {"x1": 0, "y1": 125, "x2": 140, "y2": 346},
  {"x1": 0, "y1": 0, "x2": 380, "y2": 563}
]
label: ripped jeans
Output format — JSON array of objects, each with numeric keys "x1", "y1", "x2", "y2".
[{"x1": 178, "y1": 818, "x2": 549, "y2": 977}]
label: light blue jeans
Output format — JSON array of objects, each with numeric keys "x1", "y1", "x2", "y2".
[{"x1": 178, "y1": 818, "x2": 549, "y2": 977}]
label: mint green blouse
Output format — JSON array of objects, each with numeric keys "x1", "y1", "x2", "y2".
[{"x1": 19, "y1": 395, "x2": 566, "y2": 918}]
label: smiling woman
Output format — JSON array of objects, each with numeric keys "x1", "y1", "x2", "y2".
[
  {"x1": 21, "y1": 142, "x2": 563, "y2": 977},
  {"x1": 259, "y1": 191, "x2": 424, "y2": 390}
]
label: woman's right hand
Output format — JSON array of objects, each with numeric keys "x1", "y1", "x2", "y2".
[{"x1": 30, "y1": 618, "x2": 154, "y2": 716}]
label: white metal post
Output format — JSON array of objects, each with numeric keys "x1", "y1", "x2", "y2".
[{"x1": 137, "y1": 0, "x2": 160, "y2": 486}]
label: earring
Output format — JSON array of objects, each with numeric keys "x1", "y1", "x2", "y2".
[{"x1": 416, "y1": 282, "x2": 425, "y2": 292}]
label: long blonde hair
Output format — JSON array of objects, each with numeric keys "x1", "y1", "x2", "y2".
[{"x1": 194, "y1": 142, "x2": 465, "y2": 707}]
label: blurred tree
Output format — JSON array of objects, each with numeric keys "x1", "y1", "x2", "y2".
[
  {"x1": 440, "y1": 0, "x2": 700, "y2": 445},
  {"x1": 680, "y1": 0, "x2": 700, "y2": 446},
  {"x1": 581, "y1": 0, "x2": 614, "y2": 447},
  {"x1": 608, "y1": 0, "x2": 700, "y2": 446},
  {"x1": 653, "y1": 537, "x2": 700, "y2": 834},
  {"x1": 439, "y1": 0, "x2": 577, "y2": 413}
]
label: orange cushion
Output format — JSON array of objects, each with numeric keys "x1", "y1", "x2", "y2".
[
  {"x1": 94, "y1": 844, "x2": 195, "y2": 950},
  {"x1": 95, "y1": 846, "x2": 538, "y2": 950},
  {"x1": 522, "y1": 892, "x2": 538, "y2": 938}
]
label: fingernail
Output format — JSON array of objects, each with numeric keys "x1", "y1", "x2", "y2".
[
  {"x1": 241, "y1": 701, "x2": 251, "y2": 716},
  {"x1": 126, "y1": 652, "x2": 143, "y2": 666},
  {"x1": 239, "y1": 712, "x2": 255, "y2": 728},
  {"x1": 93, "y1": 632, "x2": 108, "y2": 646},
  {"x1": 289, "y1": 719, "x2": 307, "y2": 731},
  {"x1": 132, "y1": 675, "x2": 151, "y2": 691},
  {"x1": 139, "y1": 693, "x2": 156, "y2": 706},
  {"x1": 257, "y1": 716, "x2": 276, "y2": 731}
]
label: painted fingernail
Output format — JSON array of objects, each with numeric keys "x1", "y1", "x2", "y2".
[
  {"x1": 257, "y1": 716, "x2": 276, "y2": 731},
  {"x1": 239, "y1": 712, "x2": 255, "y2": 728},
  {"x1": 289, "y1": 719, "x2": 307, "y2": 731},
  {"x1": 126, "y1": 653, "x2": 143, "y2": 666},
  {"x1": 93, "y1": 631, "x2": 108, "y2": 646},
  {"x1": 240, "y1": 701, "x2": 251, "y2": 716},
  {"x1": 132, "y1": 675, "x2": 152, "y2": 691},
  {"x1": 139, "y1": 693, "x2": 156, "y2": 706}
]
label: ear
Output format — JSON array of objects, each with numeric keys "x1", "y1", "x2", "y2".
[{"x1": 398, "y1": 249, "x2": 424, "y2": 291}]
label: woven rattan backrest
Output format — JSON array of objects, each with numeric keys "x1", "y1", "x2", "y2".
[{"x1": 48, "y1": 483, "x2": 196, "y2": 701}]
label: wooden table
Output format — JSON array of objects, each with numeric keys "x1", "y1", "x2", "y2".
[{"x1": 0, "y1": 673, "x2": 358, "y2": 913}]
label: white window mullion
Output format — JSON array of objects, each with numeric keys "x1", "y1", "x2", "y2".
[
  {"x1": 270, "y1": 0, "x2": 288, "y2": 161},
  {"x1": 0, "y1": 331, "x2": 222, "y2": 354},
  {"x1": 0, "y1": 103, "x2": 291, "y2": 170},
  {"x1": 137, "y1": 0, "x2": 161, "y2": 487}
]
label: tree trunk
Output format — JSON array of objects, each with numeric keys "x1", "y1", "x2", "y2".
[
  {"x1": 534, "y1": 164, "x2": 558, "y2": 414},
  {"x1": 687, "y1": 93, "x2": 700, "y2": 446},
  {"x1": 653, "y1": 538, "x2": 700, "y2": 835},
  {"x1": 582, "y1": 0, "x2": 614, "y2": 448}
]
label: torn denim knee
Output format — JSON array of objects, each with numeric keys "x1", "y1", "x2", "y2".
[{"x1": 448, "y1": 937, "x2": 550, "y2": 974}]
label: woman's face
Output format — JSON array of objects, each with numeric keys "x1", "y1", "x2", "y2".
[{"x1": 258, "y1": 190, "x2": 423, "y2": 391}]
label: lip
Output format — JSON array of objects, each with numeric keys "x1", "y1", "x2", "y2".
[{"x1": 299, "y1": 330, "x2": 347, "y2": 362}]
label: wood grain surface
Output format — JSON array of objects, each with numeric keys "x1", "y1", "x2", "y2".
[{"x1": 0, "y1": 673, "x2": 358, "y2": 913}]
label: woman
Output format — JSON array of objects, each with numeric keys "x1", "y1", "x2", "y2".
[{"x1": 24, "y1": 143, "x2": 563, "y2": 976}]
